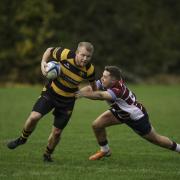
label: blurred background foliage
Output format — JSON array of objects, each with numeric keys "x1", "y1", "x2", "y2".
[{"x1": 0, "y1": 0, "x2": 180, "y2": 84}]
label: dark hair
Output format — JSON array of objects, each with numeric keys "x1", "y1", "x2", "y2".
[{"x1": 104, "y1": 66, "x2": 122, "y2": 80}]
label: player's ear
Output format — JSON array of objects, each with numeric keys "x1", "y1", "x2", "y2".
[{"x1": 76, "y1": 49, "x2": 79, "y2": 54}]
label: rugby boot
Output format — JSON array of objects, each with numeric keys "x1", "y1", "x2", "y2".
[
  {"x1": 43, "y1": 154, "x2": 53, "y2": 162},
  {"x1": 7, "y1": 137, "x2": 26, "y2": 149},
  {"x1": 89, "y1": 150, "x2": 111, "y2": 160}
]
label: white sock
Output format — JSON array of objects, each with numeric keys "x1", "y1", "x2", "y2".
[
  {"x1": 100, "y1": 144, "x2": 110, "y2": 152},
  {"x1": 175, "y1": 144, "x2": 180, "y2": 152}
]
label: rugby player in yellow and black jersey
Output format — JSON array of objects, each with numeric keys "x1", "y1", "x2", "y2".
[{"x1": 7, "y1": 42, "x2": 97, "y2": 162}]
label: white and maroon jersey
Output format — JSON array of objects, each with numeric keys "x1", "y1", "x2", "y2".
[{"x1": 96, "y1": 80, "x2": 147, "y2": 120}]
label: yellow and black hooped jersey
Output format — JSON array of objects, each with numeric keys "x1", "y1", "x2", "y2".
[{"x1": 46, "y1": 47, "x2": 95, "y2": 98}]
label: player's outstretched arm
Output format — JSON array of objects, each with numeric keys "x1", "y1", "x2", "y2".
[
  {"x1": 79, "y1": 85, "x2": 93, "y2": 93},
  {"x1": 76, "y1": 90, "x2": 112, "y2": 101},
  {"x1": 79, "y1": 81, "x2": 97, "y2": 93}
]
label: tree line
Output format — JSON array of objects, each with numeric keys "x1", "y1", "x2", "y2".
[{"x1": 0, "y1": 0, "x2": 180, "y2": 84}]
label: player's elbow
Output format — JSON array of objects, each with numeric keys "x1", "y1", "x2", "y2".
[
  {"x1": 45, "y1": 47, "x2": 54, "y2": 54},
  {"x1": 42, "y1": 47, "x2": 54, "y2": 60}
]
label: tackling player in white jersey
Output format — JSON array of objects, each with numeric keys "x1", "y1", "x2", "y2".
[{"x1": 76, "y1": 66, "x2": 180, "y2": 160}]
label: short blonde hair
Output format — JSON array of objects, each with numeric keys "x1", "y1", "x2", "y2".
[{"x1": 77, "y1": 42, "x2": 94, "y2": 54}]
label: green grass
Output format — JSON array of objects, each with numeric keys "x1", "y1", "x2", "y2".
[{"x1": 0, "y1": 85, "x2": 180, "y2": 180}]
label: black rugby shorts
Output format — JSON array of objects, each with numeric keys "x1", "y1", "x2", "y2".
[
  {"x1": 110, "y1": 108, "x2": 152, "y2": 136},
  {"x1": 32, "y1": 91, "x2": 75, "y2": 129}
]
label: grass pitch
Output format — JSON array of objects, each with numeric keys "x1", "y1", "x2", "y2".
[{"x1": 0, "y1": 85, "x2": 180, "y2": 180}]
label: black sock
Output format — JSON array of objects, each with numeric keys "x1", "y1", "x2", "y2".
[
  {"x1": 20, "y1": 129, "x2": 32, "y2": 141},
  {"x1": 170, "y1": 141, "x2": 177, "y2": 151},
  {"x1": 44, "y1": 146, "x2": 54, "y2": 156}
]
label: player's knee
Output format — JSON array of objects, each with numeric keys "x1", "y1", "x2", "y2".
[
  {"x1": 29, "y1": 112, "x2": 42, "y2": 122},
  {"x1": 52, "y1": 128, "x2": 62, "y2": 138},
  {"x1": 92, "y1": 121, "x2": 102, "y2": 130}
]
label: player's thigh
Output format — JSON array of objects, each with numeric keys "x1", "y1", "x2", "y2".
[
  {"x1": 93, "y1": 110, "x2": 121, "y2": 128},
  {"x1": 32, "y1": 95, "x2": 54, "y2": 116},
  {"x1": 53, "y1": 99, "x2": 75, "y2": 130}
]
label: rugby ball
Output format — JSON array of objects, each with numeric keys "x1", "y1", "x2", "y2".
[{"x1": 46, "y1": 61, "x2": 60, "y2": 79}]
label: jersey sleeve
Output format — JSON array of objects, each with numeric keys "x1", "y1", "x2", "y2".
[
  {"x1": 107, "y1": 89, "x2": 117, "y2": 101},
  {"x1": 96, "y1": 80, "x2": 104, "y2": 90},
  {"x1": 107, "y1": 87, "x2": 123, "y2": 101},
  {"x1": 51, "y1": 47, "x2": 75, "y2": 61}
]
